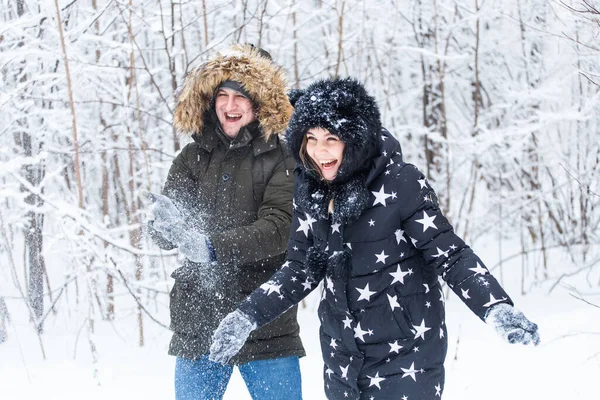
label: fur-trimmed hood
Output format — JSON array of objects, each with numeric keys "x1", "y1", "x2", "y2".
[
  {"x1": 174, "y1": 44, "x2": 293, "y2": 140},
  {"x1": 285, "y1": 77, "x2": 382, "y2": 182},
  {"x1": 286, "y1": 78, "x2": 384, "y2": 225}
]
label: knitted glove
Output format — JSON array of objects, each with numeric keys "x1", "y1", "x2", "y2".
[
  {"x1": 147, "y1": 192, "x2": 215, "y2": 263},
  {"x1": 485, "y1": 303, "x2": 540, "y2": 346},
  {"x1": 209, "y1": 310, "x2": 257, "y2": 364}
]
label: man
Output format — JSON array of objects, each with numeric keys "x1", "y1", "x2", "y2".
[{"x1": 148, "y1": 44, "x2": 304, "y2": 400}]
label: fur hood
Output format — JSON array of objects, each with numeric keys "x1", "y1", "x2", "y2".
[
  {"x1": 288, "y1": 78, "x2": 387, "y2": 225},
  {"x1": 174, "y1": 44, "x2": 293, "y2": 140},
  {"x1": 285, "y1": 77, "x2": 382, "y2": 183}
]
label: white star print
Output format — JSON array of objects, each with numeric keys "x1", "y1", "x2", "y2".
[
  {"x1": 469, "y1": 262, "x2": 488, "y2": 275},
  {"x1": 340, "y1": 364, "x2": 350, "y2": 380},
  {"x1": 401, "y1": 362, "x2": 419, "y2": 382},
  {"x1": 390, "y1": 265, "x2": 410, "y2": 284},
  {"x1": 330, "y1": 338, "x2": 338, "y2": 349},
  {"x1": 387, "y1": 293, "x2": 400, "y2": 310},
  {"x1": 260, "y1": 282, "x2": 282, "y2": 296},
  {"x1": 410, "y1": 236, "x2": 418, "y2": 247},
  {"x1": 461, "y1": 288, "x2": 471, "y2": 299},
  {"x1": 296, "y1": 213, "x2": 316, "y2": 237},
  {"x1": 331, "y1": 223, "x2": 341, "y2": 233},
  {"x1": 292, "y1": 199, "x2": 297, "y2": 210},
  {"x1": 412, "y1": 319, "x2": 431, "y2": 340},
  {"x1": 417, "y1": 178, "x2": 428, "y2": 189},
  {"x1": 402, "y1": 396, "x2": 408, "y2": 400},
  {"x1": 326, "y1": 276, "x2": 335, "y2": 295},
  {"x1": 356, "y1": 283, "x2": 376, "y2": 301},
  {"x1": 440, "y1": 327, "x2": 445, "y2": 338},
  {"x1": 435, "y1": 383, "x2": 442, "y2": 396},
  {"x1": 423, "y1": 283, "x2": 430, "y2": 293},
  {"x1": 415, "y1": 210, "x2": 438, "y2": 232},
  {"x1": 325, "y1": 368, "x2": 334, "y2": 379},
  {"x1": 342, "y1": 315, "x2": 352, "y2": 329},
  {"x1": 367, "y1": 372, "x2": 386, "y2": 389},
  {"x1": 375, "y1": 250, "x2": 389, "y2": 264},
  {"x1": 432, "y1": 247, "x2": 449, "y2": 258},
  {"x1": 483, "y1": 294, "x2": 508, "y2": 308},
  {"x1": 372, "y1": 185, "x2": 393, "y2": 207},
  {"x1": 389, "y1": 340, "x2": 403, "y2": 353},
  {"x1": 394, "y1": 229, "x2": 407, "y2": 244},
  {"x1": 301, "y1": 279, "x2": 313, "y2": 291},
  {"x1": 354, "y1": 322, "x2": 369, "y2": 342},
  {"x1": 368, "y1": 219, "x2": 375, "y2": 227}
]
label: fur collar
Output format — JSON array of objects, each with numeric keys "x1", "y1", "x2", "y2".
[{"x1": 295, "y1": 170, "x2": 371, "y2": 225}]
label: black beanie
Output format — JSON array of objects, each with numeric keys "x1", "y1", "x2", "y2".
[{"x1": 285, "y1": 77, "x2": 382, "y2": 182}]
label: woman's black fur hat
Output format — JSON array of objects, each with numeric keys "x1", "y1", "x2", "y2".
[{"x1": 285, "y1": 77, "x2": 382, "y2": 183}]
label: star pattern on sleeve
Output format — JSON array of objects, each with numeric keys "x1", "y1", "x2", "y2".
[
  {"x1": 482, "y1": 293, "x2": 508, "y2": 308},
  {"x1": 415, "y1": 211, "x2": 437, "y2": 232},
  {"x1": 395, "y1": 229, "x2": 407, "y2": 244},
  {"x1": 469, "y1": 262, "x2": 488, "y2": 275},
  {"x1": 259, "y1": 281, "x2": 282, "y2": 296},
  {"x1": 372, "y1": 185, "x2": 393, "y2": 207}
]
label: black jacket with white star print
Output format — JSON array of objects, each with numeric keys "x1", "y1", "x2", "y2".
[{"x1": 239, "y1": 130, "x2": 513, "y2": 399}]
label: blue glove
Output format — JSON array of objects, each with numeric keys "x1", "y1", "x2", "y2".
[
  {"x1": 147, "y1": 192, "x2": 216, "y2": 263},
  {"x1": 209, "y1": 310, "x2": 257, "y2": 364},
  {"x1": 485, "y1": 303, "x2": 540, "y2": 346}
]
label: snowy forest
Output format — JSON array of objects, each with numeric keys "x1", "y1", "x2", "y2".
[{"x1": 1, "y1": 0, "x2": 599, "y2": 398}]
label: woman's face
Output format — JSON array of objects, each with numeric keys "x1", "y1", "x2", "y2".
[{"x1": 305, "y1": 127, "x2": 345, "y2": 181}]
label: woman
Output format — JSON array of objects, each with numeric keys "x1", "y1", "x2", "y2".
[{"x1": 209, "y1": 77, "x2": 539, "y2": 399}]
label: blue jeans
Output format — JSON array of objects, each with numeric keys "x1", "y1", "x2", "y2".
[{"x1": 175, "y1": 355, "x2": 302, "y2": 400}]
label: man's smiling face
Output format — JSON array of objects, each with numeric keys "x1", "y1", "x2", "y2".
[{"x1": 215, "y1": 87, "x2": 256, "y2": 138}]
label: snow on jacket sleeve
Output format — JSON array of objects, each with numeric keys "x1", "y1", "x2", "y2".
[
  {"x1": 397, "y1": 163, "x2": 513, "y2": 320},
  {"x1": 238, "y1": 199, "x2": 325, "y2": 327}
]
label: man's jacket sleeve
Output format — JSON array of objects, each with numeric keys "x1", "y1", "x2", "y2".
[{"x1": 209, "y1": 149, "x2": 295, "y2": 267}]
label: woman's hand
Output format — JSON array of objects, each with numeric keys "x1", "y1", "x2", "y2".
[
  {"x1": 209, "y1": 310, "x2": 257, "y2": 364},
  {"x1": 485, "y1": 303, "x2": 540, "y2": 346}
]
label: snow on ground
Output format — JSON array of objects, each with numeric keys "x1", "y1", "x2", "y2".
[{"x1": 1, "y1": 262, "x2": 599, "y2": 399}]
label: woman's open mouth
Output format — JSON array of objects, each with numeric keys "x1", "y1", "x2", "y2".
[{"x1": 320, "y1": 160, "x2": 337, "y2": 169}]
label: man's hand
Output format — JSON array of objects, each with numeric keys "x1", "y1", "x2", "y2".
[
  {"x1": 485, "y1": 303, "x2": 540, "y2": 346},
  {"x1": 147, "y1": 192, "x2": 214, "y2": 263},
  {"x1": 209, "y1": 310, "x2": 257, "y2": 364}
]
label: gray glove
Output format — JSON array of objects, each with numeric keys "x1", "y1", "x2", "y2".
[
  {"x1": 147, "y1": 192, "x2": 214, "y2": 263},
  {"x1": 209, "y1": 310, "x2": 257, "y2": 364},
  {"x1": 485, "y1": 303, "x2": 540, "y2": 346}
]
